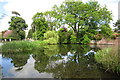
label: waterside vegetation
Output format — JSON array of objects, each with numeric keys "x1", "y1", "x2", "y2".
[{"x1": 95, "y1": 47, "x2": 120, "y2": 75}]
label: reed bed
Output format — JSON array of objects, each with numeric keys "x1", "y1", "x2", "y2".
[{"x1": 95, "y1": 46, "x2": 120, "y2": 75}]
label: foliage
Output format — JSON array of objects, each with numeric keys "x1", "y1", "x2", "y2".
[
  {"x1": 32, "y1": 12, "x2": 48, "y2": 40},
  {"x1": 70, "y1": 34, "x2": 77, "y2": 43},
  {"x1": 44, "y1": 11, "x2": 60, "y2": 30},
  {"x1": 110, "y1": 35, "x2": 117, "y2": 39},
  {"x1": 50, "y1": 0, "x2": 113, "y2": 44},
  {"x1": 81, "y1": 34, "x2": 91, "y2": 44},
  {"x1": 95, "y1": 47, "x2": 120, "y2": 74},
  {"x1": 52, "y1": 0, "x2": 112, "y2": 34},
  {"x1": 8, "y1": 15, "x2": 28, "y2": 40},
  {"x1": 44, "y1": 31, "x2": 58, "y2": 40},
  {"x1": 1, "y1": 40, "x2": 48, "y2": 53},
  {"x1": 44, "y1": 38, "x2": 58, "y2": 44},
  {"x1": 28, "y1": 0, "x2": 113, "y2": 44},
  {"x1": 44, "y1": 31, "x2": 59, "y2": 44},
  {"x1": 114, "y1": 19, "x2": 120, "y2": 32},
  {"x1": 58, "y1": 28, "x2": 71, "y2": 44},
  {"x1": 12, "y1": 11, "x2": 21, "y2": 16},
  {"x1": 99, "y1": 24, "x2": 113, "y2": 38},
  {"x1": 0, "y1": 33, "x2": 2, "y2": 39},
  {"x1": 44, "y1": 45, "x2": 59, "y2": 57},
  {"x1": 27, "y1": 29, "x2": 33, "y2": 39},
  {"x1": 93, "y1": 34, "x2": 103, "y2": 40},
  {"x1": 2, "y1": 41, "x2": 34, "y2": 52}
]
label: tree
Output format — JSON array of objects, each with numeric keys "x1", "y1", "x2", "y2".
[
  {"x1": 114, "y1": 19, "x2": 120, "y2": 32},
  {"x1": 54, "y1": 0, "x2": 112, "y2": 33},
  {"x1": 52, "y1": 0, "x2": 112, "y2": 41},
  {"x1": 27, "y1": 29, "x2": 33, "y2": 39},
  {"x1": 9, "y1": 15, "x2": 28, "y2": 40},
  {"x1": 32, "y1": 12, "x2": 48, "y2": 40},
  {"x1": 44, "y1": 31, "x2": 59, "y2": 44},
  {"x1": 44, "y1": 11, "x2": 60, "y2": 31},
  {"x1": 100, "y1": 24, "x2": 113, "y2": 38},
  {"x1": 12, "y1": 11, "x2": 21, "y2": 16}
]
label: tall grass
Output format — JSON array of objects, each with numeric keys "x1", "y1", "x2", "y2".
[
  {"x1": 1, "y1": 40, "x2": 48, "y2": 53},
  {"x1": 95, "y1": 47, "x2": 120, "y2": 74}
]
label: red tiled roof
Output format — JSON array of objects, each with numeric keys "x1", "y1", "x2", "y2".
[{"x1": 3, "y1": 30, "x2": 13, "y2": 38}]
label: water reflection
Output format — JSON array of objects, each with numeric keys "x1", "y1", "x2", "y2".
[{"x1": 2, "y1": 44, "x2": 119, "y2": 78}]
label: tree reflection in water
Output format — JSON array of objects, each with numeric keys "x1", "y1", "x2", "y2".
[
  {"x1": 2, "y1": 44, "x2": 118, "y2": 78},
  {"x1": 2, "y1": 51, "x2": 30, "y2": 71}
]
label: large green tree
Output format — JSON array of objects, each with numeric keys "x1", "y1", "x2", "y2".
[
  {"x1": 53, "y1": 0, "x2": 112, "y2": 44},
  {"x1": 9, "y1": 12, "x2": 28, "y2": 40},
  {"x1": 52, "y1": 0, "x2": 113, "y2": 40},
  {"x1": 32, "y1": 12, "x2": 48, "y2": 40}
]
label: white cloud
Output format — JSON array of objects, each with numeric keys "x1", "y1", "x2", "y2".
[
  {"x1": 0, "y1": 0, "x2": 64, "y2": 31},
  {"x1": 11, "y1": 0, "x2": 64, "y2": 25},
  {"x1": 0, "y1": 16, "x2": 10, "y2": 31},
  {"x1": 0, "y1": 0, "x2": 119, "y2": 32}
]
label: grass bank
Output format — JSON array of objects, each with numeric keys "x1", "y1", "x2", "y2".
[
  {"x1": 95, "y1": 47, "x2": 120, "y2": 75},
  {"x1": 1, "y1": 40, "x2": 48, "y2": 53}
]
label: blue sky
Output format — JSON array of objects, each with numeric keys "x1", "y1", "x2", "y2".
[{"x1": 0, "y1": 0, "x2": 119, "y2": 32}]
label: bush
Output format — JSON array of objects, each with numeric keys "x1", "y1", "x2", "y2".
[
  {"x1": 44, "y1": 31, "x2": 59, "y2": 44},
  {"x1": 58, "y1": 32, "x2": 71, "y2": 44},
  {"x1": 44, "y1": 38, "x2": 58, "y2": 44},
  {"x1": 95, "y1": 47, "x2": 120, "y2": 74},
  {"x1": 81, "y1": 34, "x2": 91, "y2": 44},
  {"x1": 58, "y1": 28, "x2": 72, "y2": 44},
  {"x1": 70, "y1": 34, "x2": 77, "y2": 43},
  {"x1": 93, "y1": 34, "x2": 102, "y2": 40},
  {"x1": 110, "y1": 35, "x2": 116, "y2": 39}
]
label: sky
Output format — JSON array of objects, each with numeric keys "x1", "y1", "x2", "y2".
[{"x1": 0, "y1": 0, "x2": 119, "y2": 32}]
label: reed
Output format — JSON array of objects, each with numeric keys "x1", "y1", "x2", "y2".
[
  {"x1": 1, "y1": 40, "x2": 48, "y2": 53},
  {"x1": 95, "y1": 47, "x2": 120, "y2": 74}
]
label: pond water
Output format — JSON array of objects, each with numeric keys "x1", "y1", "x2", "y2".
[{"x1": 0, "y1": 44, "x2": 120, "y2": 79}]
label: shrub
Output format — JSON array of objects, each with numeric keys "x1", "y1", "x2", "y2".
[
  {"x1": 95, "y1": 47, "x2": 120, "y2": 74},
  {"x1": 58, "y1": 32, "x2": 71, "y2": 44},
  {"x1": 81, "y1": 34, "x2": 91, "y2": 44},
  {"x1": 70, "y1": 34, "x2": 77, "y2": 43},
  {"x1": 44, "y1": 31, "x2": 59, "y2": 44},
  {"x1": 58, "y1": 28, "x2": 72, "y2": 44},
  {"x1": 93, "y1": 34, "x2": 103, "y2": 40},
  {"x1": 110, "y1": 35, "x2": 116, "y2": 39},
  {"x1": 44, "y1": 38, "x2": 58, "y2": 44}
]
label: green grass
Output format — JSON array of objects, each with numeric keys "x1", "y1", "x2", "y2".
[
  {"x1": 1, "y1": 40, "x2": 48, "y2": 53},
  {"x1": 95, "y1": 47, "x2": 120, "y2": 74}
]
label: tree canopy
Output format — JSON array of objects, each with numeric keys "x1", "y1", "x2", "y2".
[
  {"x1": 32, "y1": 12, "x2": 48, "y2": 40},
  {"x1": 28, "y1": 0, "x2": 113, "y2": 44},
  {"x1": 52, "y1": 0, "x2": 112, "y2": 34},
  {"x1": 9, "y1": 14, "x2": 28, "y2": 40}
]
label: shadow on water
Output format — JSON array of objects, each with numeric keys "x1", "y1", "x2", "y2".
[{"x1": 1, "y1": 44, "x2": 120, "y2": 79}]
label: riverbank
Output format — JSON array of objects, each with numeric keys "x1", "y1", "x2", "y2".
[
  {"x1": 1, "y1": 40, "x2": 48, "y2": 53},
  {"x1": 95, "y1": 46, "x2": 120, "y2": 75},
  {"x1": 97, "y1": 37, "x2": 120, "y2": 45}
]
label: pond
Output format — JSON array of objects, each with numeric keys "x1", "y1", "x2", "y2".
[{"x1": 0, "y1": 44, "x2": 120, "y2": 79}]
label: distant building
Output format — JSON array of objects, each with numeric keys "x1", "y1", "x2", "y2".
[
  {"x1": 118, "y1": 1, "x2": 120, "y2": 19},
  {"x1": 3, "y1": 30, "x2": 13, "y2": 38}
]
